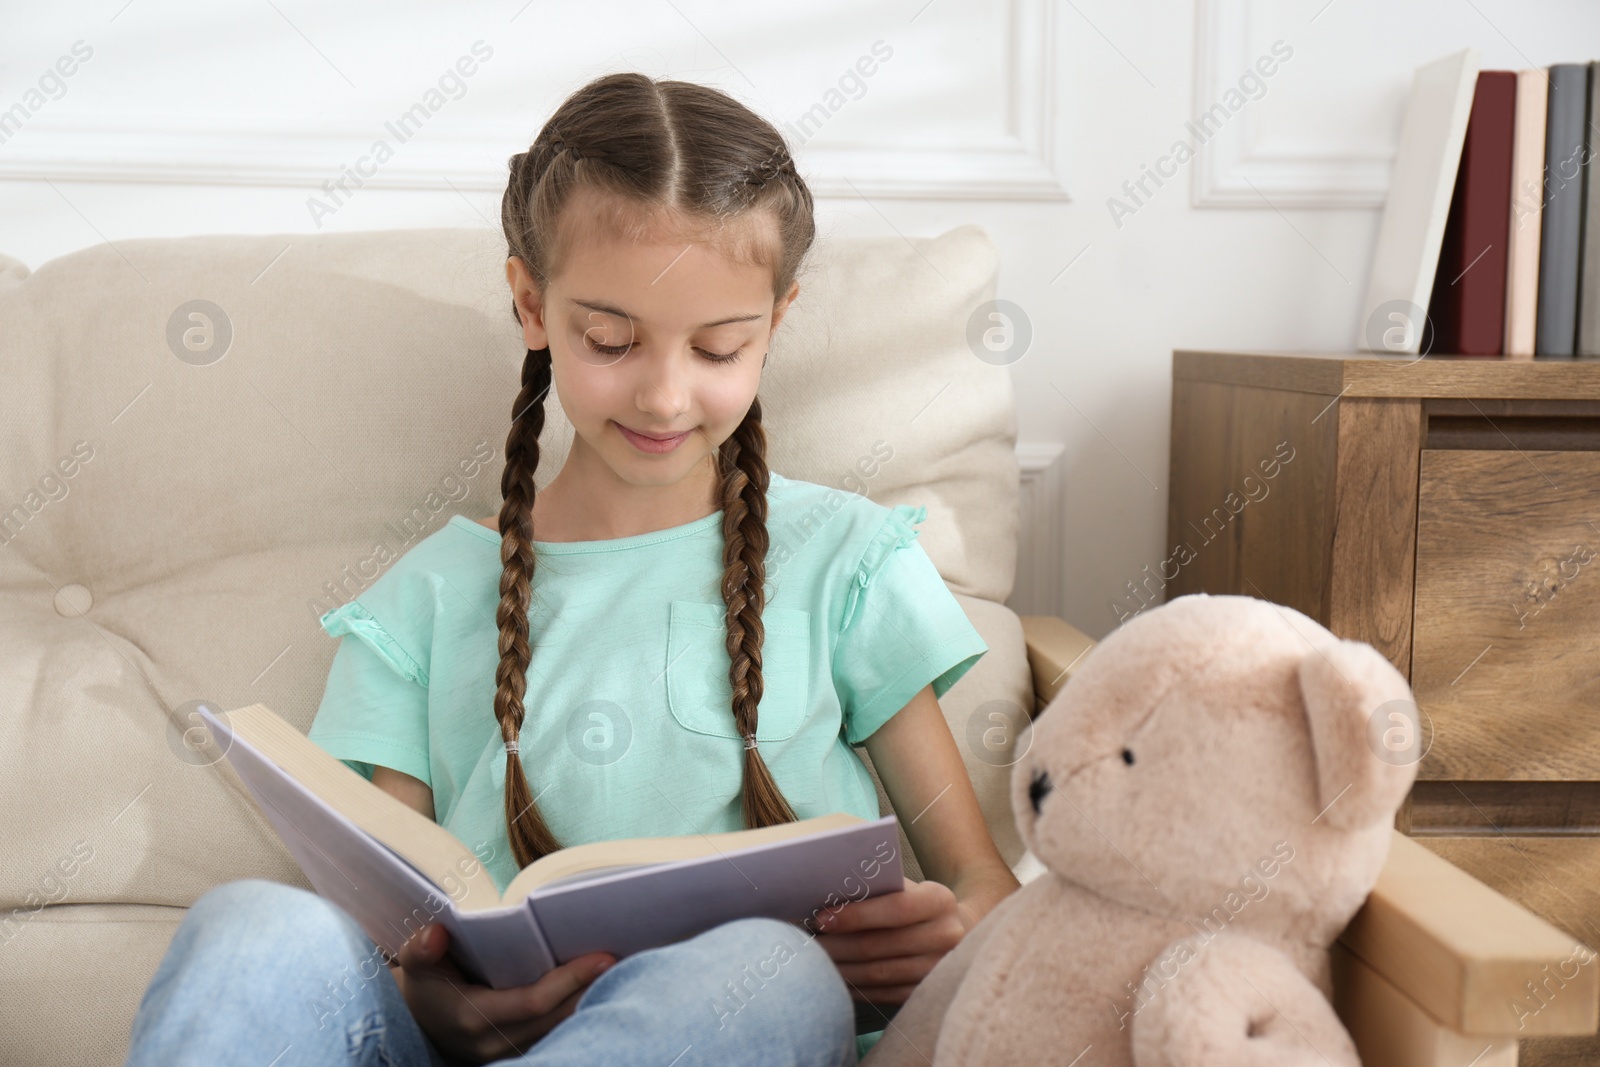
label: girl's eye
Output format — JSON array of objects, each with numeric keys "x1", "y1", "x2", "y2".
[{"x1": 583, "y1": 339, "x2": 743, "y2": 364}]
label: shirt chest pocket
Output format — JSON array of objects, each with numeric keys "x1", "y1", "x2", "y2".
[{"x1": 665, "y1": 600, "x2": 811, "y2": 742}]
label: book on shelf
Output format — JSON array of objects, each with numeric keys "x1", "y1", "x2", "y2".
[
  {"x1": 1426, "y1": 70, "x2": 1516, "y2": 356},
  {"x1": 1503, "y1": 68, "x2": 1549, "y2": 359},
  {"x1": 1369, "y1": 50, "x2": 1600, "y2": 360},
  {"x1": 1358, "y1": 47, "x2": 1481, "y2": 357},
  {"x1": 1535, "y1": 63, "x2": 1591, "y2": 358},
  {"x1": 194, "y1": 702, "x2": 905, "y2": 990},
  {"x1": 1580, "y1": 61, "x2": 1600, "y2": 357}
]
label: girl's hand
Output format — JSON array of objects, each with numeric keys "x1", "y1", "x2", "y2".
[
  {"x1": 393, "y1": 921, "x2": 617, "y2": 1066},
  {"x1": 807, "y1": 878, "x2": 971, "y2": 1005}
]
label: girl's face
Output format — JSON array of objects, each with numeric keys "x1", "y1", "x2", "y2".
[{"x1": 506, "y1": 203, "x2": 798, "y2": 500}]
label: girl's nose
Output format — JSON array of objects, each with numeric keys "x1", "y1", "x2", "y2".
[{"x1": 632, "y1": 348, "x2": 696, "y2": 413}]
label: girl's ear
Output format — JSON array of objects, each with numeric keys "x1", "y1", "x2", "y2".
[
  {"x1": 505, "y1": 256, "x2": 551, "y2": 351},
  {"x1": 769, "y1": 280, "x2": 800, "y2": 334}
]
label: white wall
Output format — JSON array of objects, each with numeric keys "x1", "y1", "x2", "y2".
[{"x1": 3, "y1": 0, "x2": 1595, "y2": 638}]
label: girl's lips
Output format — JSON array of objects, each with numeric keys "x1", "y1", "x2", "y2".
[{"x1": 617, "y1": 422, "x2": 690, "y2": 453}]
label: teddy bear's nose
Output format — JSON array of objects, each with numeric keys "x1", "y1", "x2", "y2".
[{"x1": 1029, "y1": 768, "x2": 1053, "y2": 814}]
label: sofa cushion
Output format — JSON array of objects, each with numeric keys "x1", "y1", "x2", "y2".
[{"x1": 0, "y1": 903, "x2": 185, "y2": 1066}]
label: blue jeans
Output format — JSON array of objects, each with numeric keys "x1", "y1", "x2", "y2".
[{"x1": 125, "y1": 879, "x2": 858, "y2": 1066}]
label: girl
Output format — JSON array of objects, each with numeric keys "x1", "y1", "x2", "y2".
[{"x1": 125, "y1": 71, "x2": 1018, "y2": 1067}]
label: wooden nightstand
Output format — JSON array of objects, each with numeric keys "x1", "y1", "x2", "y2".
[{"x1": 1165, "y1": 350, "x2": 1600, "y2": 1064}]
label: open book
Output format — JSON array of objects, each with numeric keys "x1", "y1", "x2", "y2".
[{"x1": 195, "y1": 703, "x2": 904, "y2": 989}]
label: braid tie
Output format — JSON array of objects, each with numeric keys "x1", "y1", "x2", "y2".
[
  {"x1": 742, "y1": 144, "x2": 792, "y2": 187},
  {"x1": 548, "y1": 133, "x2": 583, "y2": 162}
]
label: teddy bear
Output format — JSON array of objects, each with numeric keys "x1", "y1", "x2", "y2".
[{"x1": 861, "y1": 592, "x2": 1420, "y2": 1067}]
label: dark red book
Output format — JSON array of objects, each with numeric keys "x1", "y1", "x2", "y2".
[{"x1": 1427, "y1": 70, "x2": 1518, "y2": 356}]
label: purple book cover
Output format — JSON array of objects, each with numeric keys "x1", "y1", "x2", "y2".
[{"x1": 198, "y1": 702, "x2": 905, "y2": 989}]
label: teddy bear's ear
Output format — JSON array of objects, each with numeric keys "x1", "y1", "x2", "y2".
[{"x1": 1298, "y1": 641, "x2": 1420, "y2": 831}]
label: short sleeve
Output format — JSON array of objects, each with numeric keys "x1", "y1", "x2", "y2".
[
  {"x1": 832, "y1": 504, "x2": 989, "y2": 746},
  {"x1": 306, "y1": 600, "x2": 432, "y2": 787}
]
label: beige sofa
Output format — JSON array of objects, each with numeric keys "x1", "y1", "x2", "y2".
[
  {"x1": 2, "y1": 223, "x2": 1593, "y2": 1066},
  {"x1": 0, "y1": 223, "x2": 1032, "y2": 1064}
]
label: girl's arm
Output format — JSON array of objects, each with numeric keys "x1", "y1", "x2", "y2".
[
  {"x1": 373, "y1": 765, "x2": 436, "y2": 821},
  {"x1": 811, "y1": 683, "x2": 1022, "y2": 1003},
  {"x1": 864, "y1": 683, "x2": 1021, "y2": 920}
]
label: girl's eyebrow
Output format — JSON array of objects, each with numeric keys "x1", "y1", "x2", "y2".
[{"x1": 570, "y1": 297, "x2": 764, "y2": 330}]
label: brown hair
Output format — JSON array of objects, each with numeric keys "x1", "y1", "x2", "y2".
[{"x1": 494, "y1": 72, "x2": 816, "y2": 868}]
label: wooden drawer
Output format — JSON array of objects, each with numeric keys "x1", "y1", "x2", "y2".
[{"x1": 1411, "y1": 450, "x2": 1600, "y2": 780}]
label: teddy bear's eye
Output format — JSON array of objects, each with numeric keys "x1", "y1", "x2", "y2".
[
  {"x1": 1029, "y1": 768, "x2": 1053, "y2": 814},
  {"x1": 1121, "y1": 748, "x2": 1136, "y2": 766}
]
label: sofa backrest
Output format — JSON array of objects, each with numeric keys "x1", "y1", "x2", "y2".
[{"x1": 0, "y1": 224, "x2": 1019, "y2": 908}]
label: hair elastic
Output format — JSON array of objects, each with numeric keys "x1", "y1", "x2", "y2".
[
  {"x1": 505, "y1": 740, "x2": 519, "y2": 756},
  {"x1": 743, "y1": 734, "x2": 759, "y2": 751}
]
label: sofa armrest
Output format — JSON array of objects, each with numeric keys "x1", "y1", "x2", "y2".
[
  {"x1": 1018, "y1": 615, "x2": 1097, "y2": 714},
  {"x1": 1340, "y1": 831, "x2": 1599, "y2": 1039}
]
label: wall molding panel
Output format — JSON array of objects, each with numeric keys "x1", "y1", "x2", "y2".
[
  {"x1": 0, "y1": 0, "x2": 1069, "y2": 202},
  {"x1": 1191, "y1": 0, "x2": 1393, "y2": 209}
]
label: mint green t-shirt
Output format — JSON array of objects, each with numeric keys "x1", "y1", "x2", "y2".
[{"x1": 307, "y1": 471, "x2": 988, "y2": 1054}]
